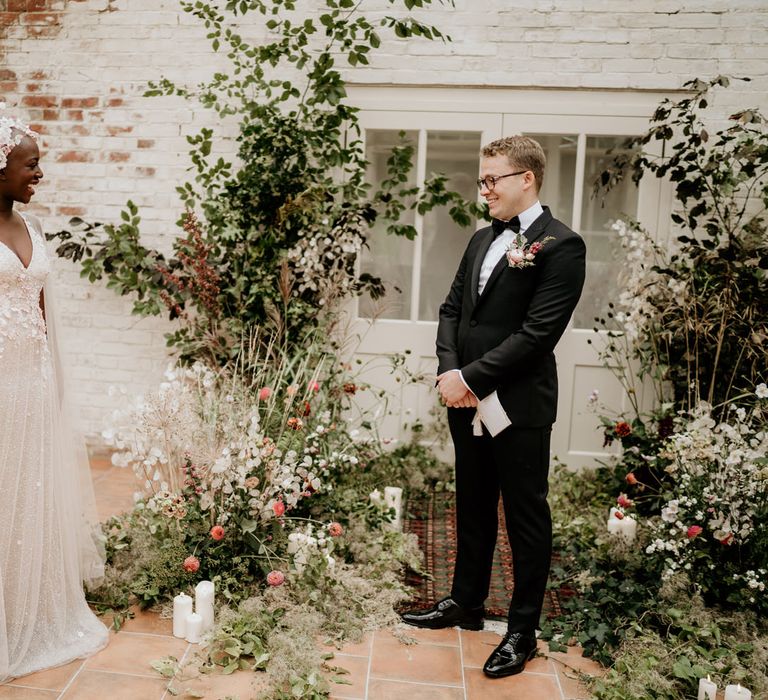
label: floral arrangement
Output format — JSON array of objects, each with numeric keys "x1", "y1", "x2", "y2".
[
  {"x1": 98, "y1": 339, "x2": 391, "y2": 600},
  {"x1": 505, "y1": 233, "x2": 554, "y2": 268},
  {"x1": 644, "y1": 399, "x2": 768, "y2": 610}
]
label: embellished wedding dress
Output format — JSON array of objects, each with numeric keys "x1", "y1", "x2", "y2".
[{"x1": 0, "y1": 213, "x2": 108, "y2": 682}]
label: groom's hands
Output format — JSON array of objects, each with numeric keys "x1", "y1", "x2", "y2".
[{"x1": 437, "y1": 371, "x2": 478, "y2": 409}]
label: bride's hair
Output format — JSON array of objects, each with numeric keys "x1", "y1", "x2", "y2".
[{"x1": 0, "y1": 104, "x2": 38, "y2": 171}]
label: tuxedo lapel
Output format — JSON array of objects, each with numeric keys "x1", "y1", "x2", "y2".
[
  {"x1": 475, "y1": 207, "x2": 554, "y2": 303},
  {"x1": 470, "y1": 227, "x2": 494, "y2": 306}
]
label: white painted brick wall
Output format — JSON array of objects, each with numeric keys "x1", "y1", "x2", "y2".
[{"x1": 2, "y1": 0, "x2": 766, "y2": 438}]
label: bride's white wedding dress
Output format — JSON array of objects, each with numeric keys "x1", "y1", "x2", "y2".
[{"x1": 0, "y1": 213, "x2": 108, "y2": 682}]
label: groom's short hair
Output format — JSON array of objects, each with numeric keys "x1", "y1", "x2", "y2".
[{"x1": 481, "y1": 136, "x2": 546, "y2": 193}]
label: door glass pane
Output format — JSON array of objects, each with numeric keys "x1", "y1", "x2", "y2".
[
  {"x1": 530, "y1": 134, "x2": 578, "y2": 225},
  {"x1": 573, "y1": 136, "x2": 639, "y2": 329},
  {"x1": 358, "y1": 130, "x2": 418, "y2": 320},
  {"x1": 419, "y1": 131, "x2": 482, "y2": 321}
]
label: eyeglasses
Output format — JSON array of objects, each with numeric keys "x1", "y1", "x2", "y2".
[{"x1": 476, "y1": 170, "x2": 528, "y2": 191}]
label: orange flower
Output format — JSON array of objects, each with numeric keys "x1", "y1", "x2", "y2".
[
  {"x1": 328, "y1": 522, "x2": 343, "y2": 537},
  {"x1": 272, "y1": 500, "x2": 285, "y2": 517},
  {"x1": 625, "y1": 472, "x2": 638, "y2": 485},
  {"x1": 614, "y1": 421, "x2": 632, "y2": 438},
  {"x1": 183, "y1": 555, "x2": 200, "y2": 573},
  {"x1": 210, "y1": 525, "x2": 225, "y2": 541}
]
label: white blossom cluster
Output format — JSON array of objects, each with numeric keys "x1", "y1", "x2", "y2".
[
  {"x1": 285, "y1": 210, "x2": 366, "y2": 304},
  {"x1": 102, "y1": 362, "x2": 361, "y2": 529},
  {"x1": 646, "y1": 401, "x2": 768, "y2": 588},
  {"x1": 287, "y1": 524, "x2": 335, "y2": 574},
  {"x1": 611, "y1": 219, "x2": 686, "y2": 344}
]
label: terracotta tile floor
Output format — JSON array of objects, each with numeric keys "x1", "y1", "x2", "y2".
[{"x1": 0, "y1": 457, "x2": 604, "y2": 700}]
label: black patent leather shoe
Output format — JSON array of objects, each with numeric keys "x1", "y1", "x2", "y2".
[
  {"x1": 401, "y1": 597, "x2": 484, "y2": 631},
  {"x1": 482, "y1": 632, "x2": 538, "y2": 678}
]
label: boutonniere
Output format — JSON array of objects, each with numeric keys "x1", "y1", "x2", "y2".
[{"x1": 505, "y1": 233, "x2": 555, "y2": 268}]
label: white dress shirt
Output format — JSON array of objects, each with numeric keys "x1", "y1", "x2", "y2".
[{"x1": 477, "y1": 201, "x2": 544, "y2": 295}]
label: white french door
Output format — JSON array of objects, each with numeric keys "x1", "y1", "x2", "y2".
[{"x1": 348, "y1": 89, "x2": 669, "y2": 468}]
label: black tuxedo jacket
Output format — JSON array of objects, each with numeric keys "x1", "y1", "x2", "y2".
[{"x1": 436, "y1": 206, "x2": 586, "y2": 428}]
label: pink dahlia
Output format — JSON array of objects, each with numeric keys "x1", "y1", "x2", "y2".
[
  {"x1": 210, "y1": 525, "x2": 225, "y2": 541},
  {"x1": 328, "y1": 522, "x2": 343, "y2": 537},
  {"x1": 266, "y1": 570, "x2": 285, "y2": 587}
]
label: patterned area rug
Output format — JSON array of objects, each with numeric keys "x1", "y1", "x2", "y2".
[{"x1": 402, "y1": 491, "x2": 562, "y2": 620}]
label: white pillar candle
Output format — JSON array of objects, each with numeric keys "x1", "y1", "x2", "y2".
[
  {"x1": 697, "y1": 675, "x2": 717, "y2": 700},
  {"x1": 384, "y1": 486, "x2": 403, "y2": 531},
  {"x1": 185, "y1": 612, "x2": 203, "y2": 643},
  {"x1": 619, "y1": 515, "x2": 637, "y2": 543},
  {"x1": 195, "y1": 580, "x2": 215, "y2": 633},
  {"x1": 607, "y1": 513, "x2": 637, "y2": 543},
  {"x1": 607, "y1": 516, "x2": 623, "y2": 536},
  {"x1": 724, "y1": 684, "x2": 751, "y2": 700},
  {"x1": 172, "y1": 592, "x2": 193, "y2": 639}
]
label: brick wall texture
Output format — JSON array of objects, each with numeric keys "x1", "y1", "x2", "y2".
[{"x1": 2, "y1": 0, "x2": 767, "y2": 436}]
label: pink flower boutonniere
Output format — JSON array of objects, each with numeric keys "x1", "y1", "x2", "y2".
[{"x1": 506, "y1": 233, "x2": 555, "y2": 268}]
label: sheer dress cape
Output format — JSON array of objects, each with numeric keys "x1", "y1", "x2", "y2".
[{"x1": 0, "y1": 212, "x2": 108, "y2": 681}]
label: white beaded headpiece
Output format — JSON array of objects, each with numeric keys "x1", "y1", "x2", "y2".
[{"x1": 0, "y1": 102, "x2": 38, "y2": 172}]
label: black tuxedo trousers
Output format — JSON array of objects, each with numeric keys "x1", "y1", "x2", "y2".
[{"x1": 448, "y1": 410, "x2": 552, "y2": 632}]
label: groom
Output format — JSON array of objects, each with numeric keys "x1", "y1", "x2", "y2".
[{"x1": 401, "y1": 136, "x2": 586, "y2": 678}]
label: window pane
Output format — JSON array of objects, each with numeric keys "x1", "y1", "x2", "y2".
[
  {"x1": 419, "y1": 131, "x2": 482, "y2": 321},
  {"x1": 573, "y1": 136, "x2": 639, "y2": 329},
  {"x1": 358, "y1": 130, "x2": 418, "y2": 320},
  {"x1": 532, "y1": 134, "x2": 578, "y2": 225}
]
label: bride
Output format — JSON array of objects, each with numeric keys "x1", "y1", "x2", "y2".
[{"x1": 0, "y1": 109, "x2": 108, "y2": 681}]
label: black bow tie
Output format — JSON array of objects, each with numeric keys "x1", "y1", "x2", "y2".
[{"x1": 492, "y1": 216, "x2": 521, "y2": 238}]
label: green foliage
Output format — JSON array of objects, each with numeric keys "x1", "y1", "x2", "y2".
[
  {"x1": 596, "y1": 76, "x2": 768, "y2": 412},
  {"x1": 541, "y1": 464, "x2": 662, "y2": 665},
  {"x1": 543, "y1": 466, "x2": 768, "y2": 699},
  {"x1": 48, "y1": 0, "x2": 484, "y2": 366}
]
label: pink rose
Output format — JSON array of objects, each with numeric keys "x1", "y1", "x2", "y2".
[
  {"x1": 272, "y1": 500, "x2": 285, "y2": 517},
  {"x1": 328, "y1": 522, "x2": 343, "y2": 537},
  {"x1": 530, "y1": 242, "x2": 542, "y2": 254},
  {"x1": 210, "y1": 525, "x2": 225, "y2": 541},
  {"x1": 266, "y1": 570, "x2": 285, "y2": 587},
  {"x1": 258, "y1": 387, "x2": 272, "y2": 401},
  {"x1": 507, "y1": 250, "x2": 524, "y2": 265},
  {"x1": 183, "y1": 555, "x2": 200, "y2": 573},
  {"x1": 617, "y1": 493, "x2": 633, "y2": 509},
  {"x1": 686, "y1": 525, "x2": 703, "y2": 539}
]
